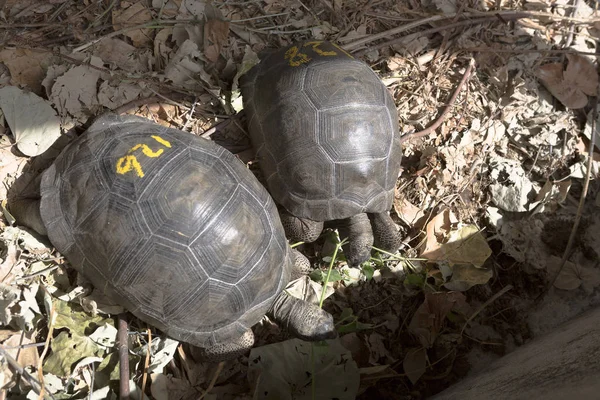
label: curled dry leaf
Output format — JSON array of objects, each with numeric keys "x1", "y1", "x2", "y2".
[
  {"x1": 536, "y1": 54, "x2": 598, "y2": 109},
  {"x1": 420, "y1": 208, "x2": 456, "y2": 260},
  {"x1": 204, "y1": 19, "x2": 230, "y2": 63}
]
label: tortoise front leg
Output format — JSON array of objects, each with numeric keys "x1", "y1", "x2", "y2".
[
  {"x1": 8, "y1": 173, "x2": 47, "y2": 236},
  {"x1": 290, "y1": 248, "x2": 311, "y2": 280},
  {"x1": 368, "y1": 212, "x2": 403, "y2": 253},
  {"x1": 198, "y1": 329, "x2": 255, "y2": 361},
  {"x1": 279, "y1": 209, "x2": 324, "y2": 243},
  {"x1": 337, "y1": 213, "x2": 374, "y2": 267}
]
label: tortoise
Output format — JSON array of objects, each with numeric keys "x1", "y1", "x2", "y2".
[
  {"x1": 240, "y1": 40, "x2": 404, "y2": 266},
  {"x1": 9, "y1": 113, "x2": 335, "y2": 360}
]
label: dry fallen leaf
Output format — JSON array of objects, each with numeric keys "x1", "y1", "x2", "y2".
[
  {"x1": 441, "y1": 224, "x2": 492, "y2": 267},
  {"x1": 443, "y1": 264, "x2": 493, "y2": 291},
  {"x1": 547, "y1": 256, "x2": 600, "y2": 293},
  {"x1": 403, "y1": 347, "x2": 427, "y2": 385},
  {"x1": 93, "y1": 38, "x2": 150, "y2": 72},
  {"x1": 112, "y1": 2, "x2": 153, "y2": 47},
  {"x1": 0, "y1": 48, "x2": 53, "y2": 94},
  {"x1": 408, "y1": 292, "x2": 468, "y2": 348},
  {"x1": 393, "y1": 195, "x2": 425, "y2": 226},
  {"x1": 203, "y1": 19, "x2": 230, "y2": 63},
  {"x1": 420, "y1": 208, "x2": 456, "y2": 260},
  {"x1": 0, "y1": 86, "x2": 61, "y2": 156},
  {"x1": 536, "y1": 54, "x2": 599, "y2": 109},
  {"x1": 49, "y1": 56, "x2": 103, "y2": 120}
]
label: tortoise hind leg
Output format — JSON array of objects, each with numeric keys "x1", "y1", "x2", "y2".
[
  {"x1": 369, "y1": 212, "x2": 403, "y2": 253},
  {"x1": 8, "y1": 173, "x2": 47, "y2": 236},
  {"x1": 337, "y1": 213, "x2": 374, "y2": 267},
  {"x1": 279, "y1": 210, "x2": 324, "y2": 243},
  {"x1": 198, "y1": 330, "x2": 255, "y2": 361}
]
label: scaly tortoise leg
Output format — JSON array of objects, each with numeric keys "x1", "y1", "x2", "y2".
[
  {"x1": 368, "y1": 212, "x2": 403, "y2": 253},
  {"x1": 198, "y1": 330, "x2": 256, "y2": 361},
  {"x1": 337, "y1": 213, "x2": 374, "y2": 267},
  {"x1": 279, "y1": 209, "x2": 324, "y2": 243}
]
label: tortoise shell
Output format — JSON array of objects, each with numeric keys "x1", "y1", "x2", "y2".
[
  {"x1": 241, "y1": 40, "x2": 402, "y2": 221},
  {"x1": 39, "y1": 114, "x2": 290, "y2": 347}
]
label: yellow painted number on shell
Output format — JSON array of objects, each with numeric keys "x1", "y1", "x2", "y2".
[
  {"x1": 285, "y1": 46, "x2": 311, "y2": 67},
  {"x1": 303, "y1": 41, "x2": 337, "y2": 56},
  {"x1": 285, "y1": 41, "x2": 352, "y2": 67},
  {"x1": 115, "y1": 135, "x2": 172, "y2": 178}
]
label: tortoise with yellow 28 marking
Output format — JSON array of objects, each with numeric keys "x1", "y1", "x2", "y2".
[
  {"x1": 241, "y1": 40, "x2": 404, "y2": 266},
  {"x1": 9, "y1": 113, "x2": 335, "y2": 360}
]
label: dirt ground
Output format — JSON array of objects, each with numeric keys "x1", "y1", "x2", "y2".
[{"x1": 0, "y1": 0, "x2": 600, "y2": 399}]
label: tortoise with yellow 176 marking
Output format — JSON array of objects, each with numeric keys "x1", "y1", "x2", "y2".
[
  {"x1": 9, "y1": 113, "x2": 335, "y2": 360},
  {"x1": 241, "y1": 40, "x2": 404, "y2": 266}
]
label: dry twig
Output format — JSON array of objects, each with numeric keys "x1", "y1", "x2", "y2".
[
  {"x1": 399, "y1": 58, "x2": 475, "y2": 143},
  {"x1": 118, "y1": 314, "x2": 130, "y2": 400}
]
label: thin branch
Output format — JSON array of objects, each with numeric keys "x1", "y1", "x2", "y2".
[
  {"x1": 460, "y1": 285, "x2": 514, "y2": 336},
  {"x1": 0, "y1": 346, "x2": 55, "y2": 400},
  {"x1": 541, "y1": 84, "x2": 598, "y2": 300},
  {"x1": 118, "y1": 314, "x2": 130, "y2": 400},
  {"x1": 399, "y1": 58, "x2": 475, "y2": 144},
  {"x1": 343, "y1": 10, "x2": 600, "y2": 51}
]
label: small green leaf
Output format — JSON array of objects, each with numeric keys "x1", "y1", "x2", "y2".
[
  {"x1": 310, "y1": 269, "x2": 343, "y2": 284},
  {"x1": 405, "y1": 273, "x2": 425, "y2": 287},
  {"x1": 361, "y1": 264, "x2": 374, "y2": 280}
]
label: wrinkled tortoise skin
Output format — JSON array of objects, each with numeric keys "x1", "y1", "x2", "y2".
[
  {"x1": 241, "y1": 40, "x2": 402, "y2": 221},
  {"x1": 39, "y1": 114, "x2": 290, "y2": 348}
]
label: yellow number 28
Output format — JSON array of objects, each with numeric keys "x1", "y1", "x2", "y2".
[{"x1": 116, "y1": 135, "x2": 172, "y2": 178}]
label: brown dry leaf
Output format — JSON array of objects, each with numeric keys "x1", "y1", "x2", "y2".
[
  {"x1": 564, "y1": 54, "x2": 598, "y2": 96},
  {"x1": 367, "y1": 332, "x2": 395, "y2": 364},
  {"x1": 0, "y1": 330, "x2": 39, "y2": 388},
  {"x1": 340, "y1": 332, "x2": 370, "y2": 366},
  {"x1": 408, "y1": 292, "x2": 467, "y2": 348},
  {"x1": 93, "y1": 38, "x2": 150, "y2": 72},
  {"x1": 393, "y1": 195, "x2": 425, "y2": 226},
  {"x1": 547, "y1": 256, "x2": 600, "y2": 293},
  {"x1": 154, "y1": 28, "x2": 174, "y2": 70},
  {"x1": 112, "y1": 2, "x2": 153, "y2": 47},
  {"x1": 49, "y1": 56, "x2": 103, "y2": 120},
  {"x1": 403, "y1": 348, "x2": 427, "y2": 385},
  {"x1": 420, "y1": 208, "x2": 455, "y2": 260},
  {"x1": 97, "y1": 81, "x2": 142, "y2": 109},
  {"x1": 536, "y1": 55, "x2": 598, "y2": 109},
  {"x1": 203, "y1": 19, "x2": 230, "y2": 63},
  {"x1": 0, "y1": 48, "x2": 53, "y2": 94}
]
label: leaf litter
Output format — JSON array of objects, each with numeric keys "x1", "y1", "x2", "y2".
[{"x1": 0, "y1": 0, "x2": 599, "y2": 399}]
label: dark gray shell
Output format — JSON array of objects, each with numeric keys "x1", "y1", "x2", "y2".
[
  {"x1": 241, "y1": 41, "x2": 402, "y2": 221},
  {"x1": 39, "y1": 114, "x2": 290, "y2": 347}
]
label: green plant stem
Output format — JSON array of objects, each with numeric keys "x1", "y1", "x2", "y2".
[{"x1": 318, "y1": 241, "x2": 343, "y2": 309}]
